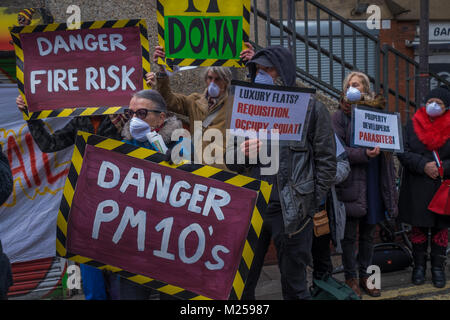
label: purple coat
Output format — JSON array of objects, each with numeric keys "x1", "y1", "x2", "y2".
[{"x1": 332, "y1": 109, "x2": 398, "y2": 219}]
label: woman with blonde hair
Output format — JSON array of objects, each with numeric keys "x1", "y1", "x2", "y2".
[{"x1": 332, "y1": 71, "x2": 398, "y2": 298}]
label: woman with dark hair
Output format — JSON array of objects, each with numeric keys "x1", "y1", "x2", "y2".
[{"x1": 398, "y1": 86, "x2": 450, "y2": 288}]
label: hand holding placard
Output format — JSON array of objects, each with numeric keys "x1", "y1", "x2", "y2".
[
  {"x1": 424, "y1": 161, "x2": 440, "y2": 180},
  {"x1": 240, "y1": 138, "x2": 262, "y2": 158},
  {"x1": 366, "y1": 146, "x2": 381, "y2": 158}
]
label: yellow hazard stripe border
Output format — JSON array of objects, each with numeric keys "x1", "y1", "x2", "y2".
[
  {"x1": 9, "y1": 19, "x2": 150, "y2": 121},
  {"x1": 156, "y1": 0, "x2": 250, "y2": 71}
]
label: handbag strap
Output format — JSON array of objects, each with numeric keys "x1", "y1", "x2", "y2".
[{"x1": 433, "y1": 150, "x2": 444, "y2": 180}]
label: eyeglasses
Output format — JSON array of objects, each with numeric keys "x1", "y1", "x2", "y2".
[{"x1": 124, "y1": 108, "x2": 161, "y2": 120}]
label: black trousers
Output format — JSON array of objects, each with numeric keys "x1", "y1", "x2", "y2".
[
  {"x1": 242, "y1": 208, "x2": 313, "y2": 300},
  {"x1": 341, "y1": 216, "x2": 377, "y2": 280},
  {"x1": 311, "y1": 232, "x2": 333, "y2": 280}
]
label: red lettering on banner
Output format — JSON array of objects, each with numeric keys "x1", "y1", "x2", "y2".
[
  {"x1": 25, "y1": 133, "x2": 42, "y2": 186},
  {"x1": 7, "y1": 135, "x2": 32, "y2": 188},
  {"x1": 42, "y1": 152, "x2": 69, "y2": 184},
  {"x1": 6, "y1": 133, "x2": 69, "y2": 188}
]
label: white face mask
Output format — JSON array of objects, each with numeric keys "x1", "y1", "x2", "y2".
[
  {"x1": 207, "y1": 81, "x2": 220, "y2": 98},
  {"x1": 254, "y1": 69, "x2": 274, "y2": 85},
  {"x1": 129, "y1": 117, "x2": 151, "y2": 142},
  {"x1": 346, "y1": 86, "x2": 362, "y2": 102},
  {"x1": 426, "y1": 102, "x2": 444, "y2": 118}
]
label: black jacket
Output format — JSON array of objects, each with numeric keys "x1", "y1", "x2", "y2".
[
  {"x1": 27, "y1": 116, "x2": 122, "y2": 153},
  {"x1": 398, "y1": 119, "x2": 450, "y2": 228},
  {"x1": 227, "y1": 46, "x2": 336, "y2": 234},
  {"x1": 0, "y1": 144, "x2": 12, "y2": 206},
  {"x1": 0, "y1": 144, "x2": 13, "y2": 297}
]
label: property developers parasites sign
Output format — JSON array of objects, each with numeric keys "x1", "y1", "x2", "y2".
[
  {"x1": 352, "y1": 106, "x2": 403, "y2": 153},
  {"x1": 230, "y1": 80, "x2": 315, "y2": 141},
  {"x1": 20, "y1": 25, "x2": 144, "y2": 112}
]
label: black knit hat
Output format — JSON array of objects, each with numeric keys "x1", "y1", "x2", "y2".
[{"x1": 425, "y1": 85, "x2": 450, "y2": 109}]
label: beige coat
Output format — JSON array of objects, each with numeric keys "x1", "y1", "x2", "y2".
[{"x1": 156, "y1": 75, "x2": 231, "y2": 171}]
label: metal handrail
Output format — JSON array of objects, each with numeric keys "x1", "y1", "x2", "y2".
[
  {"x1": 251, "y1": 6, "x2": 353, "y2": 99},
  {"x1": 301, "y1": 0, "x2": 379, "y2": 42},
  {"x1": 250, "y1": 0, "x2": 450, "y2": 121},
  {"x1": 251, "y1": 7, "x2": 356, "y2": 72}
]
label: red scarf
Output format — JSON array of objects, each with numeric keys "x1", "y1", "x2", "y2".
[{"x1": 412, "y1": 107, "x2": 450, "y2": 151}]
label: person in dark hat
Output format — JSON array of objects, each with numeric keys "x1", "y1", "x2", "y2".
[
  {"x1": 226, "y1": 45, "x2": 336, "y2": 300},
  {"x1": 398, "y1": 85, "x2": 450, "y2": 288}
]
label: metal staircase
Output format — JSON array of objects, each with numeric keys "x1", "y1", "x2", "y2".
[{"x1": 249, "y1": 0, "x2": 450, "y2": 122}]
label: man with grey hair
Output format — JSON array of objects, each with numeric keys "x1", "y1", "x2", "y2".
[{"x1": 150, "y1": 45, "x2": 234, "y2": 170}]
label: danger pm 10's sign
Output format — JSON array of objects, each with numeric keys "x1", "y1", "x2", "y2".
[
  {"x1": 351, "y1": 106, "x2": 403, "y2": 153},
  {"x1": 57, "y1": 132, "x2": 271, "y2": 300},
  {"x1": 9, "y1": 19, "x2": 150, "y2": 120}
]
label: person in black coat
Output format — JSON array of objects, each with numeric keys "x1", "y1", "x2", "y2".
[
  {"x1": 0, "y1": 144, "x2": 14, "y2": 299},
  {"x1": 398, "y1": 86, "x2": 450, "y2": 288}
]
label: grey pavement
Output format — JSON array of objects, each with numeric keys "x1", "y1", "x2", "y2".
[
  {"x1": 64, "y1": 254, "x2": 450, "y2": 300},
  {"x1": 255, "y1": 254, "x2": 450, "y2": 300}
]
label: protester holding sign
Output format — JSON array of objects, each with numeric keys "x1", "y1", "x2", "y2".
[
  {"x1": 151, "y1": 45, "x2": 235, "y2": 169},
  {"x1": 122, "y1": 89, "x2": 191, "y2": 169},
  {"x1": 16, "y1": 95, "x2": 126, "y2": 153},
  {"x1": 15, "y1": 97, "x2": 132, "y2": 300},
  {"x1": 332, "y1": 71, "x2": 398, "y2": 298},
  {"x1": 398, "y1": 86, "x2": 450, "y2": 288},
  {"x1": 119, "y1": 89, "x2": 186, "y2": 299},
  {"x1": 226, "y1": 45, "x2": 337, "y2": 300},
  {"x1": 0, "y1": 144, "x2": 13, "y2": 300},
  {"x1": 122, "y1": 89, "x2": 184, "y2": 151}
]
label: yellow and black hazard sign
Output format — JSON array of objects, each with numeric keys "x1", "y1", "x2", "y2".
[
  {"x1": 9, "y1": 19, "x2": 150, "y2": 121},
  {"x1": 56, "y1": 131, "x2": 271, "y2": 300},
  {"x1": 157, "y1": 0, "x2": 251, "y2": 69}
]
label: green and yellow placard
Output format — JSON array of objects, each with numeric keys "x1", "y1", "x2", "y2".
[{"x1": 157, "y1": 0, "x2": 250, "y2": 69}]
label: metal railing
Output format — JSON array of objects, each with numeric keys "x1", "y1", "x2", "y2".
[{"x1": 250, "y1": 0, "x2": 450, "y2": 122}]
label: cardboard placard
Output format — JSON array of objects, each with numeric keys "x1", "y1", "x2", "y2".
[
  {"x1": 57, "y1": 132, "x2": 271, "y2": 300},
  {"x1": 10, "y1": 19, "x2": 150, "y2": 120},
  {"x1": 157, "y1": 0, "x2": 250, "y2": 69},
  {"x1": 351, "y1": 105, "x2": 403, "y2": 153},
  {"x1": 229, "y1": 80, "x2": 316, "y2": 143}
]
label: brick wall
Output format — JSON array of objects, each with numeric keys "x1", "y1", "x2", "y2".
[{"x1": 379, "y1": 20, "x2": 417, "y2": 122}]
